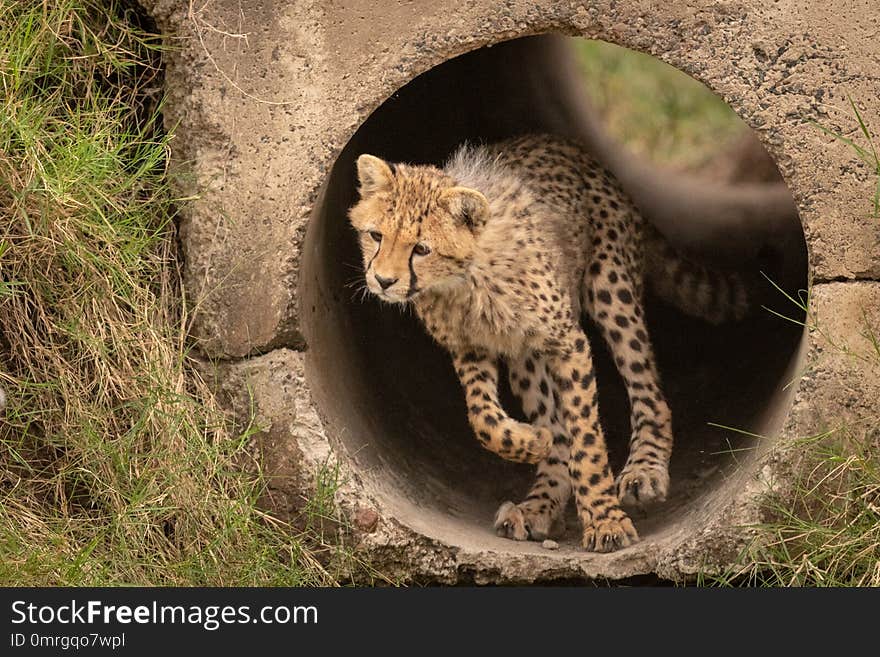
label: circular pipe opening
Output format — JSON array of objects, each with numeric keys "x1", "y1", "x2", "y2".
[{"x1": 301, "y1": 35, "x2": 808, "y2": 557}]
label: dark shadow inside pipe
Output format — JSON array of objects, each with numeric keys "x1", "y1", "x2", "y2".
[{"x1": 301, "y1": 35, "x2": 808, "y2": 553}]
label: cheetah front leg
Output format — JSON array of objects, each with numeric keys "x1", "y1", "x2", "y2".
[
  {"x1": 547, "y1": 324, "x2": 638, "y2": 552},
  {"x1": 452, "y1": 349, "x2": 552, "y2": 464},
  {"x1": 494, "y1": 350, "x2": 571, "y2": 541}
]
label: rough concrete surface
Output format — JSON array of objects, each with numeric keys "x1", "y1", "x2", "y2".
[
  {"x1": 786, "y1": 282, "x2": 880, "y2": 435},
  {"x1": 141, "y1": 0, "x2": 880, "y2": 582}
]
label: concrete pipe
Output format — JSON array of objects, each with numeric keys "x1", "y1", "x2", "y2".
[{"x1": 144, "y1": 0, "x2": 880, "y2": 582}]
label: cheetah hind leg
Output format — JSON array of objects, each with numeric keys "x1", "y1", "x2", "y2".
[
  {"x1": 493, "y1": 351, "x2": 572, "y2": 542},
  {"x1": 583, "y1": 247, "x2": 673, "y2": 508}
]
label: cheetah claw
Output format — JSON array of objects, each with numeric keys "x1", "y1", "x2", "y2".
[
  {"x1": 616, "y1": 463, "x2": 669, "y2": 507},
  {"x1": 581, "y1": 517, "x2": 639, "y2": 552},
  {"x1": 493, "y1": 500, "x2": 564, "y2": 541}
]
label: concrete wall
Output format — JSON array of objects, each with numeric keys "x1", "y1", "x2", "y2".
[{"x1": 142, "y1": 0, "x2": 880, "y2": 582}]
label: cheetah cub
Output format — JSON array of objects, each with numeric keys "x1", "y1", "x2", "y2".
[{"x1": 348, "y1": 134, "x2": 747, "y2": 552}]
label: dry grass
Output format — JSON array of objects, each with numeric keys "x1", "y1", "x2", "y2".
[
  {"x1": 0, "y1": 2, "x2": 874, "y2": 587},
  {"x1": 709, "y1": 287, "x2": 880, "y2": 587},
  {"x1": 575, "y1": 40, "x2": 880, "y2": 587},
  {"x1": 711, "y1": 425, "x2": 880, "y2": 587},
  {"x1": 0, "y1": 0, "x2": 357, "y2": 586}
]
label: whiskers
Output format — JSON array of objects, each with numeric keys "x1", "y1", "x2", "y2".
[
  {"x1": 343, "y1": 264, "x2": 418, "y2": 312},
  {"x1": 344, "y1": 273, "x2": 372, "y2": 304}
]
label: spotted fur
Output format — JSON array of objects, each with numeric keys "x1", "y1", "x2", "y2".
[{"x1": 347, "y1": 134, "x2": 748, "y2": 552}]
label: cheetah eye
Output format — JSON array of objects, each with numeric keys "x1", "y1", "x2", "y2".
[
  {"x1": 413, "y1": 243, "x2": 431, "y2": 256},
  {"x1": 368, "y1": 230, "x2": 382, "y2": 243}
]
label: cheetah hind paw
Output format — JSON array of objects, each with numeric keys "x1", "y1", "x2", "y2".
[
  {"x1": 493, "y1": 500, "x2": 565, "y2": 541},
  {"x1": 616, "y1": 462, "x2": 670, "y2": 507}
]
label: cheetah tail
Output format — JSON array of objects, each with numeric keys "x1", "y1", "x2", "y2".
[{"x1": 643, "y1": 224, "x2": 749, "y2": 325}]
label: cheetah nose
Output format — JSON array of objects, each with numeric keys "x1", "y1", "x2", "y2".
[{"x1": 375, "y1": 274, "x2": 398, "y2": 290}]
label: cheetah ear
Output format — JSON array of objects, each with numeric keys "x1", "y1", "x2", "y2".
[
  {"x1": 440, "y1": 186, "x2": 490, "y2": 231},
  {"x1": 356, "y1": 154, "x2": 395, "y2": 196}
]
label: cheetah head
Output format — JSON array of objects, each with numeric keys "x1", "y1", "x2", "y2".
[{"x1": 347, "y1": 154, "x2": 489, "y2": 304}]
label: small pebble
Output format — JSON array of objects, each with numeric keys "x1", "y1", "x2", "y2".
[
  {"x1": 353, "y1": 507, "x2": 379, "y2": 533},
  {"x1": 541, "y1": 539, "x2": 559, "y2": 550}
]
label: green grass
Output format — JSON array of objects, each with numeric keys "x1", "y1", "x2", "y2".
[
  {"x1": 813, "y1": 97, "x2": 880, "y2": 218},
  {"x1": 0, "y1": 4, "x2": 873, "y2": 587},
  {"x1": 705, "y1": 285, "x2": 880, "y2": 587},
  {"x1": 572, "y1": 39, "x2": 745, "y2": 170},
  {"x1": 0, "y1": 0, "x2": 364, "y2": 586},
  {"x1": 577, "y1": 39, "x2": 879, "y2": 588},
  {"x1": 713, "y1": 428, "x2": 879, "y2": 586}
]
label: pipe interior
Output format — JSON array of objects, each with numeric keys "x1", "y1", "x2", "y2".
[{"x1": 301, "y1": 35, "x2": 808, "y2": 553}]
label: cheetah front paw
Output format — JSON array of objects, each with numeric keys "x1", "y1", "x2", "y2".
[
  {"x1": 493, "y1": 500, "x2": 564, "y2": 541},
  {"x1": 505, "y1": 422, "x2": 553, "y2": 464},
  {"x1": 582, "y1": 516, "x2": 639, "y2": 552},
  {"x1": 616, "y1": 462, "x2": 670, "y2": 507}
]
